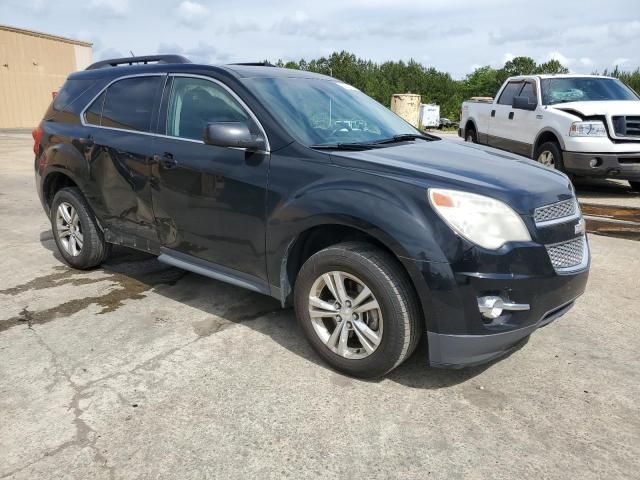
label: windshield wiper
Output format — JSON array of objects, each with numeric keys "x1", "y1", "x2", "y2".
[
  {"x1": 310, "y1": 142, "x2": 382, "y2": 151},
  {"x1": 372, "y1": 133, "x2": 436, "y2": 144}
]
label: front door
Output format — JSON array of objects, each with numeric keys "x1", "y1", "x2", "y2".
[
  {"x1": 150, "y1": 75, "x2": 270, "y2": 282},
  {"x1": 488, "y1": 80, "x2": 523, "y2": 153}
]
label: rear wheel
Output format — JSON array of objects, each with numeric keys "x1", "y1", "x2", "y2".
[
  {"x1": 465, "y1": 126, "x2": 477, "y2": 143},
  {"x1": 50, "y1": 187, "x2": 111, "y2": 269},
  {"x1": 294, "y1": 242, "x2": 422, "y2": 378},
  {"x1": 629, "y1": 181, "x2": 640, "y2": 192}
]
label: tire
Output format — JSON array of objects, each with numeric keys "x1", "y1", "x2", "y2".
[
  {"x1": 629, "y1": 181, "x2": 640, "y2": 192},
  {"x1": 294, "y1": 242, "x2": 422, "y2": 378},
  {"x1": 50, "y1": 187, "x2": 111, "y2": 269},
  {"x1": 464, "y1": 126, "x2": 477, "y2": 143},
  {"x1": 535, "y1": 141, "x2": 566, "y2": 172}
]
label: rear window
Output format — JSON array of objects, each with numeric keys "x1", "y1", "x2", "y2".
[
  {"x1": 52, "y1": 79, "x2": 96, "y2": 112},
  {"x1": 98, "y1": 76, "x2": 162, "y2": 132}
]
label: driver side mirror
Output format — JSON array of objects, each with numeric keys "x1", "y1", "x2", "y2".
[
  {"x1": 512, "y1": 96, "x2": 537, "y2": 111},
  {"x1": 203, "y1": 122, "x2": 266, "y2": 151}
]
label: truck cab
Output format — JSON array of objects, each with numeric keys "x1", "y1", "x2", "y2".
[{"x1": 460, "y1": 74, "x2": 640, "y2": 191}]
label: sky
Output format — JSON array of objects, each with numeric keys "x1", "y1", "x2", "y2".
[{"x1": 1, "y1": 0, "x2": 639, "y2": 78}]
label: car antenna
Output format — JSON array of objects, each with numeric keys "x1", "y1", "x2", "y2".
[{"x1": 129, "y1": 50, "x2": 135, "y2": 57}]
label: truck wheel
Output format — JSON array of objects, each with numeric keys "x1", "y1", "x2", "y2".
[
  {"x1": 294, "y1": 242, "x2": 422, "y2": 378},
  {"x1": 629, "y1": 181, "x2": 640, "y2": 192},
  {"x1": 535, "y1": 141, "x2": 566, "y2": 172},
  {"x1": 465, "y1": 126, "x2": 477, "y2": 143},
  {"x1": 50, "y1": 187, "x2": 111, "y2": 270}
]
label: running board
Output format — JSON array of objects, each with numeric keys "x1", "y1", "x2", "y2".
[{"x1": 157, "y1": 248, "x2": 271, "y2": 296}]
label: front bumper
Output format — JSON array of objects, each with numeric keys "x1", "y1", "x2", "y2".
[{"x1": 563, "y1": 151, "x2": 640, "y2": 180}]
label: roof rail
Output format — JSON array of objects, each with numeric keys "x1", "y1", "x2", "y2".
[
  {"x1": 86, "y1": 55, "x2": 191, "y2": 70},
  {"x1": 228, "y1": 62, "x2": 275, "y2": 67}
]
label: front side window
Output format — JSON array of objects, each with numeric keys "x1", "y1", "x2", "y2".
[
  {"x1": 245, "y1": 77, "x2": 418, "y2": 146},
  {"x1": 166, "y1": 77, "x2": 250, "y2": 141},
  {"x1": 100, "y1": 76, "x2": 162, "y2": 132},
  {"x1": 519, "y1": 82, "x2": 537, "y2": 102},
  {"x1": 540, "y1": 77, "x2": 639, "y2": 105},
  {"x1": 497, "y1": 81, "x2": 523, "y2": 105}
]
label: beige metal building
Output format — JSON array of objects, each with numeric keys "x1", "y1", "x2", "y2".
[{"x1": 0, "y1": 25, "x2": 92, "y2": 129}]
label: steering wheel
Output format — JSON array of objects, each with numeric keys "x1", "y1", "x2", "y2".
[{"x1": 331, "y1": 123, "x2": 352, "y2": 137}]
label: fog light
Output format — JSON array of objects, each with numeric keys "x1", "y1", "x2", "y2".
[
  {"x1": 589, "y1": 158, "x2": 601, "y2": 168},
  {"x1": 478, "y1": 296, "x2": 530, "y2": 320}
]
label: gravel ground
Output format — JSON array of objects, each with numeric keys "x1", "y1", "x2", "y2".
[{"x1": 1, "y1": 132, "x2": 639, "y2": 479}]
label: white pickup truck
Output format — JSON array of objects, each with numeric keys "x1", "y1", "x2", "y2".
[{"x1": 459, "y1": 74, "x2": 640, "y2": 191}]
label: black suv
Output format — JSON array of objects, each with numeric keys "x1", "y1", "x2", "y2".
[{"x1": 34, "y1": 55, "x2": 590, "y2": 378}]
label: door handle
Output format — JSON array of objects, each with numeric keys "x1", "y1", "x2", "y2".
[
  {"x1": 490, "y1": 110, "x2": 496, "y2": 117},
  {"x1": 508, "y1": 112, "x2": 514, "y2": 120},
  {"x1": 154, "y1": 152, "x2": 178, "y2": 169}
]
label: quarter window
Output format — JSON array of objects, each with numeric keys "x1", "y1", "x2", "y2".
[
  {"x1": 99, "y1": 76, "x2": 162, "y2": 132},
  {"x1": 84, "y1": 91, "x2": 105, "y2": 126},
  {"x1": 166, "y1": 77, "x2": 251, "y2": 141},
  {"x1": 497, "y1": 81, "x2": 523, "y2": 105}
]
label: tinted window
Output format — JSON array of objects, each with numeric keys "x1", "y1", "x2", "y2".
[
  {"x1": 540, "y1": 77, "x2": 639, "y2": 105},
  {"x1": 53, "y1": 79, "x2": 96, "y2": 112},
  {"x1": 498, "y1": 81, "x2": 523, "y2": 105},
  {"x1": 84, "y1": 91, "x2": 105, "y2": 126},
  {"x1": 519, "y1": 82, "x2": 537, "y2": 101},
  {"x1": 166, "y1": 77, "x2": 250, "y2": 141},
  {"x1": 101, "y1": 76, "x2": 162, "y2": 132}
]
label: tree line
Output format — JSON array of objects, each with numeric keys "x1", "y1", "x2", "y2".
[{"x1": 274, "y1": 51, "x2": 640, "y2": 120}]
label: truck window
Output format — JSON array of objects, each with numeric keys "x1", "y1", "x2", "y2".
[
  {"x1": 519, "y1": 82, "x2": 537, "y2": 102},
  {"x1": 101, "y1": 76, "x2": 162, "y2": 132},
  {"x1": 165, "y1": 77, "x2": 250, "y2": 141},
  {"x1": 497, "y1": 81, "x2": 523, "y2": 106}
]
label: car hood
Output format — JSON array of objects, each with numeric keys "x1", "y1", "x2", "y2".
[
  {"x1": 329, "y1": 139, "x2": 574, "y2": 215},
  {"x1": 551, "y1": 100, "x2": 640, "y2": 117}
]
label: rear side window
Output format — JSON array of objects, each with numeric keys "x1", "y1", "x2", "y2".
[
  {"x1": 498, "y1": 81, "x2": 523, "y2": 105},
  {"x1": 98, "y1": 76, "x2": 162, "y2": 132}
]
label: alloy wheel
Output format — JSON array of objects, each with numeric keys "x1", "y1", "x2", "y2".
[
  {"x1": 307, "y1": 271, "x2": 383, "y2": 359},
  {"x1": 538, "y1": 150, "x2": 555, "y2": 167},
  {"x1": 56, "y1": 202, "x2": 83, "y2": 256}
]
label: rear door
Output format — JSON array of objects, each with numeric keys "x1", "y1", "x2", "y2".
[
  {"x1": 81, "y1": 74, "x2": 164, "y2": 248},
  {"x1": 150, "y1": 74, "x2": 270, "y2": 282}
]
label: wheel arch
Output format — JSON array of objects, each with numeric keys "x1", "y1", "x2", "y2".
[{"x1": 533, "y1": 128, "x2": 565, "y2": 157}]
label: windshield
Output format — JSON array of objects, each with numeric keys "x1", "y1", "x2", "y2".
[
  {"x1": 245, "y1": 77, "x2": 420, "y2": 146},
  {"x1": 540, "y1": 77, "x2": 639, "y2": 105}
]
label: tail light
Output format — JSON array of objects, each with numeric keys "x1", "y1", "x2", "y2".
[{"x1": 32, "y1": 125, "x2": 43, "y2": 155}]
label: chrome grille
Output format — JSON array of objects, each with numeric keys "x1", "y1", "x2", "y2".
[
  {"x1": 534, "y1": 199, "x2": 577, "y2": 225},
  {"x1": 546, "y1": 236, "x2": 587, "y2": 272},
  {"x1": 612, "y1": 115, "x2": 640, "y2": 137}
]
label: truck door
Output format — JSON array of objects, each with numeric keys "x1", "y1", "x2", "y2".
[
  {"x1": 150, "y1": 74, "x2": 270, "y2": 283},
  {"x1": 508, "y1": 80, "x2": 540, "y2": 158},
  {"x1": 488, "y1": 80, "x2": 523, "y2": 153}
]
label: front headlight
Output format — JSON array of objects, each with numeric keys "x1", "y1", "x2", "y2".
[
  {"x1": 569, "y1": 121, "x2": 606, "y2": 137},
  {"x1": 428, "y1": 189, "x2": 531, "y2": 250}
]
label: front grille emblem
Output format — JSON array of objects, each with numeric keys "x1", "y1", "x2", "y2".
[{"x1": 575, "y1": 218, "x2": 586, "y2": 236}]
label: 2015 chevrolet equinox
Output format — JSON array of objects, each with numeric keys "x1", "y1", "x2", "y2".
[{"x1": 33, "y1": 55, "x2": 590, "y2": 378}]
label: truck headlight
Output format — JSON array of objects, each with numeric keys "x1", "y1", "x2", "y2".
[
  {"x1": 428, "y1": 189, "x2": 531, "y2": 250},
  {"x1": 569, "y1": 121, "x2": 606, "y2": 137}
]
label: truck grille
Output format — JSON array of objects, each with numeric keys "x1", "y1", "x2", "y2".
[
  {"x1": 546, "y1": 236, "x2": 588, "y2": 272},
  {"x1": 612, "y1": 116, "x2": 640, "y2": 137},
  {"x1": 534, "y1": 199, "x2": 578, "y2": 226}
]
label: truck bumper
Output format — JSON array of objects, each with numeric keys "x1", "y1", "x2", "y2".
[{"x1": 563, "y1": 151, "x2": 640, "y2": 181}]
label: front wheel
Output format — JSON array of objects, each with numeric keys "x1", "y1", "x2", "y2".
[
  {"x1": 294, "y1": 242, "x2": 422, "y2": 378},
  {"x1": 535, "y1": 141, "x2": 567, "y2": 172}
]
